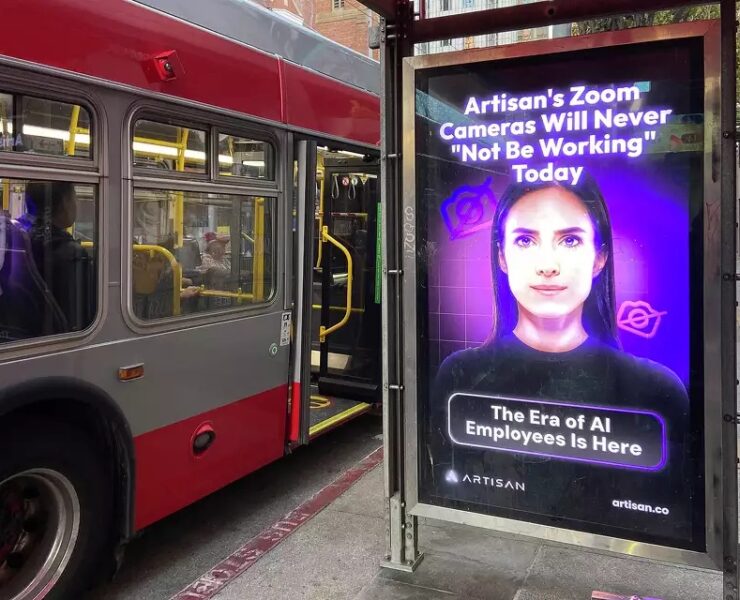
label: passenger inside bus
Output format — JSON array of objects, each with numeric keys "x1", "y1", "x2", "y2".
[
  {"x1": 197, "y1": 232, "x2": 230, "y2": 286},
  {"x1": 25, "y1": 181, "x2": 94, "y2": 332}
]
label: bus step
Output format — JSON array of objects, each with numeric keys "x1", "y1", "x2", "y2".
[{"x1": 317, "y1": 376, "x2": 378, "y2": 401}]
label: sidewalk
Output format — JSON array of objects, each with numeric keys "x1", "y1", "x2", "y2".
[{"x1": 198, "y1": 460, "x2": 722, "y2": 600}]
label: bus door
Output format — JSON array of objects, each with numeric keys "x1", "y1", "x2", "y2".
[{"x1": 293, "y1": 142, "x2": 381, "y2": 441}]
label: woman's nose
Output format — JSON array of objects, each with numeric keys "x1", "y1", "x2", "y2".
[{"x1": 535, "y1": 251, "x2": 560, "y2": 277}]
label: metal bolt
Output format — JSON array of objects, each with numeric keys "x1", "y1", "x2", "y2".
[{"x1": 406, "y1": 533, "x2": 413, "y2": 539}]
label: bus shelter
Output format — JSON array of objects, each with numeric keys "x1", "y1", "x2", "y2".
[{"x1": 360, "y1": 1, "x2": 740, "y2": 598}]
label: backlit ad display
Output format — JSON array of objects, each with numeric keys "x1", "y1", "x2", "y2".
[{"x1": 414, "y1": 37, "x2": 706, "y2": 550}]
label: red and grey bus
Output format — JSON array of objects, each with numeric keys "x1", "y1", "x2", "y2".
[{"x1": 0, "y1": 1, "x2": 382, "y2": 597}]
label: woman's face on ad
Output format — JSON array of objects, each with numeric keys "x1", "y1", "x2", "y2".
[{"x1": 499, "y1": 186, "x2": 606, "y2": 321}]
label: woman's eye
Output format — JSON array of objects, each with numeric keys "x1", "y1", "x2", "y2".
[
  {"x1": 514, "y1": 235, "x2": 535, "y2": 248},
  {"x1": 560, "y1": 235, "x2": 582, "y2": 248}
]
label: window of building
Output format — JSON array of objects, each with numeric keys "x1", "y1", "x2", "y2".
[
  {"x1": 441, "y1": 0, "x2": 450, "y2": 11},
  {"x1": 131, "y1": 189, "x2": 274, "y2": 320},
  {"x1": 333, "y1": 0, "x2": 345, "y2": 10},
  {"x1": 133, "y1": 120, "x2": 208, "y2": 175},
  {"x1": 440, "y1": 39, "x2": 453, "y2": 47},
  {"x1": 217, "y1": 133, "x2": 274, "y2": 180},
  {"x1": 0, "y1": 93, "x2": 93, "y2": 159},
  {"x1": 0, "y1": 178, "x2": 98, "y2": 342}
]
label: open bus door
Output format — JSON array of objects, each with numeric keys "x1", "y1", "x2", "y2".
[{"x1": 292, "y1": 140, "x2": 381, "y2": 443}]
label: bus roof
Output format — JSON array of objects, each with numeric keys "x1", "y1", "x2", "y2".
[
  {"x1": 0, "y1": 0, "x2": 380, "y2": 146},
  {"x1": 135, "y1": 0, "x2": 380, "y2": 95}
]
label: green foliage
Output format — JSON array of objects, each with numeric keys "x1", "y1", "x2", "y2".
[
  {"x1": 571, "y1": 6, "x2": 721, "y2": 35},
  {"x1": 572, "y1": 5, "x2": 738, "y2": 115}
]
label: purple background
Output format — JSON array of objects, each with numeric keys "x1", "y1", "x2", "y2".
[{"x1": 427, "y1": 158, "x2": 690, "y2": 384}]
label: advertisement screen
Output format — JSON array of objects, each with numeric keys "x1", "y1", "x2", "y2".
[{"x1": 415, "y1": 38, "x2": 705, "y2": 550}]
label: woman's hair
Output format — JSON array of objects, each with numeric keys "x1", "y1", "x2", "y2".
[{"x1": 488, "y1": 172, "x2": 620, "y2": 348}]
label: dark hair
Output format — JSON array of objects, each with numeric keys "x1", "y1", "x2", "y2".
[
  {"x1": 489, "y1": 172, "x2": 620, "y2": 348},
  {"x1": 24, "y1": 181, "x2": 75, "y2": 219}
]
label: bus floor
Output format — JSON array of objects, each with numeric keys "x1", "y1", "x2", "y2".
[{"x1": 309, "y1": 384, "x2": 373, "y2": 439}]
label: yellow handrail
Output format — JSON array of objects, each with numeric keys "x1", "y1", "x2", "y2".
[
  {"x1": 197, "y1": 288, "x2": 254, "y2": 301},
  {"x1": 67, "y1": 105, "x2": 81, "y2": 157},
  {"x1": 252, "y1": 198, "x2": 265, "y2": 301},
  {"x1": 318, "y1": 225, "x2": 353, "y2": 343},
  {"x1": 133, "y1": 244, "x2": 182, "y2": 316},
  {"x1": 2, "y1": 180, "x2": 9, "y2": 211},
  {"x1": 173, "y1": 128, "x2": 189, "y2": 248},
  {"x1": 312, "y1": 304, "x2": 364, "y2": 314}
]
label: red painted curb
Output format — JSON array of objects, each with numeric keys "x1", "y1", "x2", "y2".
[{"x1": 170, "y1": 446, "x2": 384, "y2": 600}]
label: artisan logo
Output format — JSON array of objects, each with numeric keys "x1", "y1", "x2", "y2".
[{"x1": 461, "y1": 473, "x2": 525, "y2": 491}]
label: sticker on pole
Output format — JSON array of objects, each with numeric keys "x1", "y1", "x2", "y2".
[{"x1": 280, "y1": 312, "x2": 292, "y2": 346}]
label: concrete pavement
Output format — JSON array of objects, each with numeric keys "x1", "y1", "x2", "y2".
[{"x1": 200, "y1": 463, "x2": 722, "y2": 600}]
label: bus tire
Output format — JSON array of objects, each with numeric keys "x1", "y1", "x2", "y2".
[{"x1": 0, "y1": 416, "x2": 114, "y2": 600}]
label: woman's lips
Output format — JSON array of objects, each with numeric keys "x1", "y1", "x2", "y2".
[{"x1": 531, "y1": 284, "x2": 567, "y2": 295}]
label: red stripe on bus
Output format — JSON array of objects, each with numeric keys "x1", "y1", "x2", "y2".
[
  {"x1": 133, "y1": 384, "x2": 288, "y2": 531},
  {"x1": 169, "y1": 446, "x2": 383, "y2": 600},
  {"x1": 288, "y1": 381, "x2": 301, "y2": 443}
]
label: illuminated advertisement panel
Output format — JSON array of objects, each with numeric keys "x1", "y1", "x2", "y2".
[{"x1": 413, "y1": 35, "x2": 706, "y2": 551}]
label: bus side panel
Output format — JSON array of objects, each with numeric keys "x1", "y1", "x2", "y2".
[
  {"x1": 283, "y1": 61, "x2": 380, "y2": 147},
  {"x1": 1, "y1": 0, "x2": 284, "y2": 124},
  {"x1": 133, "y1": 384, "x2": 288, "y2": 530}
]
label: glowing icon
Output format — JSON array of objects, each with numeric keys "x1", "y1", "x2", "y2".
[
  {"x1": 617, "y1": 301, "x2": 667, "y2": 339},
  {"x1": 440, "y1": 177, "x2": 496, "y2": 240},
  {"x1": 445, "y1": 470, "x2": 459, "y2": 484}
]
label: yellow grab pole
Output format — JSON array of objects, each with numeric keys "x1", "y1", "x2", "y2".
[
  {"x1": 252, "y1": 197, "x2": 265, "y2": 302},
  {"x1": 173, "y1": 128, "x2": 189, "y2": 248},
  {"x1": 67, "y1": 105, "x2": 80, "y2": 157},
  {"x1": 318, "y1": 225, "x2": 353, "y2": 343},
  {"x1": 2, "y1": 180, "x2": 9, "y2": 211}
]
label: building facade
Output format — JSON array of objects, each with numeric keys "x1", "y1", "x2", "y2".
[{"x1": 254, "y1": 0, "x2": 380, "y2": 60}]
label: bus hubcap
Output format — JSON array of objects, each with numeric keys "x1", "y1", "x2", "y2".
[{"x1": 0, "y1": 469, "x2": 80, "y2": 599}]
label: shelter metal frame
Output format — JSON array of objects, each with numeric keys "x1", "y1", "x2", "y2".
[{"x1": 371, "y1": 0, "x2": 738, "y2": 597}]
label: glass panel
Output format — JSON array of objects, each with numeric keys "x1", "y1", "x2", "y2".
[
  {"x1": 414, "y1": 36, "x2": 705, "y2": 550},
  {"x1": 217, "y1": 133, "x2": 274, "y2": 180},
  {"x1": 133, "y1": 120, "x2": 207, "y2": 174},
  {"x1": 0, "y1": 93, "x2": 92, "y2": 159},
  {"x1": 0, "y1": 179, "x2": 97, "y2": 342},
  {"x1": 131, "y1": 188, "x2": 274, "y2": 320}
]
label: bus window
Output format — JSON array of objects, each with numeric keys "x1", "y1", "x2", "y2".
[
  {"x1": 133, "y1": 120, "x2": 207, "y2": 174},
  {"x1": 0, "y1": 179, "x2": 97, "y2": 342},
  {"x1": 217, "y1": 133, "x2": 274, "y2": 180},
  {"x1": 131, "y1": 188, "x2": 274, "y2": 320},
  {"x1": 0, "y1": 93, "x2": 92, "y2": 159}
]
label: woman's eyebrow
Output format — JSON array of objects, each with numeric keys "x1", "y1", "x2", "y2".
[
  {"x1": 556, "y1": 227, "x2": 587, "y2": 235},
  {"x1": 511, "y1": 227, "x2": 538, "y2": 234}
]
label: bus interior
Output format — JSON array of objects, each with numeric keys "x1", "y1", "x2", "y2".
[{"x1": 306, "y1": 145, "x2": 381, "y2": 438}]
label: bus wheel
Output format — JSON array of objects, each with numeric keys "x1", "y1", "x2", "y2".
[{"x1": 0, "y1": 418, "x2": 114, "y2": 600}]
